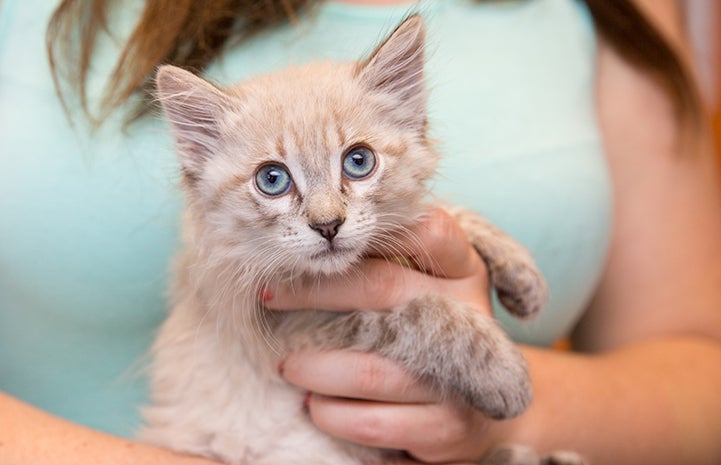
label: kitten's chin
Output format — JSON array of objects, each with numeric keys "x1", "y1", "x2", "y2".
[{"x1": 304, "y1": 245, "x2": 363, "y2": 276}]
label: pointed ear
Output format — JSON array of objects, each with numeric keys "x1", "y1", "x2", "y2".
[
  {"x1": 155, "y1": 65, "x2": 229, "y2": 181},
  {"x1": 356, "y1": 15, "x2": 426, "y2": 129}
]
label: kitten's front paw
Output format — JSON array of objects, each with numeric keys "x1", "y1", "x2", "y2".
[
  {"x1": 490, "y1": 258, "x2": 547, "y2": 320},
  {"x1": 290, "y1": 295, "x2": 533, "y2": 420},
  {"x1": 541, "y1": 451, "x2": 587, "y2": 465},
  {"x1": 443, "y1": 204, "x2": 548, "y2": 319},
  {"x1": 380, "y1": 295, "x2": 533, "y2": 419},
  {"x1": 481, "y1": 445, "x2": 587, "y2": 465}
]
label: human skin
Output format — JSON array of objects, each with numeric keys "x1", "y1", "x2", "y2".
[{"x1": 268, "y1": 0, "x2": 721, "y2": 464}]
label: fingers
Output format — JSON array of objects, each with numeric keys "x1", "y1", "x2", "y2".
[
  {"x1": 281, "y1": 350, "x2": 489, "y2": 464},
  {"x1": 266, "y1": 259, "x2": 488, "y2": 313},
  {"x1": 372, "y1": 208, "x2": 483, "y2": 280},
  {"x1": 282, "y1": 350, "x2": 436, "y2": 403},
  {"x1": 306, "y1": 395, "x2": 480, "y2": 464},
  {"x1": 266, "y1": 258, "x2": 453, "y2": 311},
  {"x1": 265, "y1": 209, "x2": 490, "y2": 312}
]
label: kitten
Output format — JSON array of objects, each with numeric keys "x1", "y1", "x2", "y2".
[{"x1": 142, "y1": 15, "x2": 584, "y2": 465}]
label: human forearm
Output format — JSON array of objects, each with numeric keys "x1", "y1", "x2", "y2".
[
  {"x1": 0, "y1": 392, "x2": 221, "y2": 465},
  {"x1": 515, "y1": 336, "x2": 721, "y2": 465}
]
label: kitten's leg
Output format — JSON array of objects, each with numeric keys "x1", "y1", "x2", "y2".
[
  {"x1": 480, "y1": 445, "x2": 540, "y2": 465},
  {"x1": 439, "y1": 205, "x2": 548, "y2": 319},
  {"x1": 480, "y1": 446, "x2": 587, "y2": 465},
  {"x1": 540, "y1": 451, "x2": 587, "y2": 465},
  {"x1": 282, "y1": 293, "x2": 531, "y2": 419}
]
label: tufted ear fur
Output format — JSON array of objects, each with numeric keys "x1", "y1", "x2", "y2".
[
  {"x1": 155, "y1": 65, "x2": 230, "y2": 182},
  {"x1": 356, "y1": 15, "x2": 427, "y2": 131}
]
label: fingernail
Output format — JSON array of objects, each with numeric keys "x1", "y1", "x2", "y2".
[{"x1": 260, "y1": 288, "x2": 273, "y2": 302}]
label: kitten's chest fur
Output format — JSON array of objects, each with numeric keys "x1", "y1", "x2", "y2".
[{"x1": 141, "y1": 242, "x2": 392, "y2": 465}]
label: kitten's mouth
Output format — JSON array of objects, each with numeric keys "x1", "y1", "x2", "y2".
[{"x1": 311, "y1": 243, "x2": 356, "y2": 260}]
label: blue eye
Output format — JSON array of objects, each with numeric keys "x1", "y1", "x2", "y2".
[
  {"x1": 342, "y1": 146, "x2": 376, "y2": 180},
  {"x1": 255, "y1": 164, "x2": 292, "y2": 196}
]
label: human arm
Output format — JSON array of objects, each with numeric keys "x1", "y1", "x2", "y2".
[
  {"x1": 0, "y1": 392, "x2": 222, "y2": 465},
  {"x1": 503, "y1": 1, "x2": 721, "y2": 461},
  {"x1": 269, "y1": 1, "x2": 721, "y2": 461}
]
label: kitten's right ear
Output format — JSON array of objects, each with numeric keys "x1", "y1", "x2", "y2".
[{"x1": 155, "y1": 65, "x2": 229, "y2": 181}]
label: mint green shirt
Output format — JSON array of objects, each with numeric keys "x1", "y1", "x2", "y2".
[{"x1": 0, "y1": 0, "x2": 611, "y2": 437}]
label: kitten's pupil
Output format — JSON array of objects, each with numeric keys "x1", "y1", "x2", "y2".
[
  {"x1": 351, "y1": 153, "x2": 365, "y2": 166},
  {"x1": 266, "y1": 170, "x2": 279, "y2": 184}
]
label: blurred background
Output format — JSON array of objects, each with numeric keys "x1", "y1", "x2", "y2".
[{"x1": 685, "y1": 0, "x2": 721, "y2": 154}]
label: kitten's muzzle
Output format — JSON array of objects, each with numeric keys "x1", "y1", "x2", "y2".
[{"x1": 309, "y1": 218, "x2": 345, "y2": 241}]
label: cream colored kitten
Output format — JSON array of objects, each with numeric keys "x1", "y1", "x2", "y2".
[{"x1": 142, "y1": 16, "x2": 584, "y2": 465}]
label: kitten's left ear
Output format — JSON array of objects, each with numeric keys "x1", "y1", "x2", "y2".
[
  {"x1": 155, "y1": 65, "x2": 230, "y2": 181},
  {"x1": 357, "y1": 15, "x2": 426, "y2": 130}
]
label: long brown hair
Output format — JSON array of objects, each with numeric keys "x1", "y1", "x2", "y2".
[
  {"x1": 46, "y1": 0, "x2": 701, "y2": 127},
  {"x1": 47, "y1": 0, "x2": 312, "y2": 125}
]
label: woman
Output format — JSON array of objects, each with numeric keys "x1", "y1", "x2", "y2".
[{"x1": 1, "y1": 0, "x2": 720, "y2": 463}]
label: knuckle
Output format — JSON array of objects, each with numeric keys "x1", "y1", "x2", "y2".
[
  {"x1": 423, "y1": 209, "x2": 457, "y2": 246},
  {"x1": 354, "y1": 355, "x2": 389, "y2": 398},
  {"x1": 436, "y1": 412, "x2": 470, "y2": 446},
  {"x1": 348, "y1": 409, "x2": 385, "y2": 445},
  {"x1": 420, "y1": 210, "x2": 471, "y2": 269},
  {"x1": 363, "y1": 262, "x2": 403, "y2": 308},
  {"x1": 441, "y1": 413, "x2": 472, "y2": 445},
  {"x1": 409, "y1": 408, "x2": 473, "y2": 463}
]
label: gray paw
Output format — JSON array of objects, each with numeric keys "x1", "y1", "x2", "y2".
[
  {"x1": 384, "y1": 295, "x2": 533, "y2": 420},
  {"x1": 481, "y1": 445, "x2": 539, "y2": 465},
  {"x1": 442, "y1": 204, "x2": 548, "y2": 320},
  {"x1": 541, "y1": 451, "x2": 587, "y2": 465},
  {"x1": 481, "y1": 445, "x2": 587, "y2": 465},
  {"x1": 283, "y1": 294, "x2": 533, "y2": 420},
  {"x1": 490, "y1": 257, "x2": 548, "y2": 319},
  {"x1": 451, "y1": 314, "x2": 532, "y2": 419}
]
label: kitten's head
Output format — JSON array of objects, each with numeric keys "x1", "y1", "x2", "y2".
[{"x1": 157, "y1": 16, "x2": 438, "y2": 276}]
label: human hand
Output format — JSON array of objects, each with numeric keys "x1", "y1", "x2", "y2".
[
  {"x1": 266, "y1": 208, "x2": 491, "y2": 315},
  {"x1": 266, "y1": 208, "x2": 518, "y2": 463},
  {"x1": 280, "y1": 349, "x2": 509, "y2": 464}
]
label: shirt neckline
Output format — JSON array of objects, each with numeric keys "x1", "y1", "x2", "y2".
[{"x1": 320, "y1": 0, "x2": 448, "y2": 20}]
